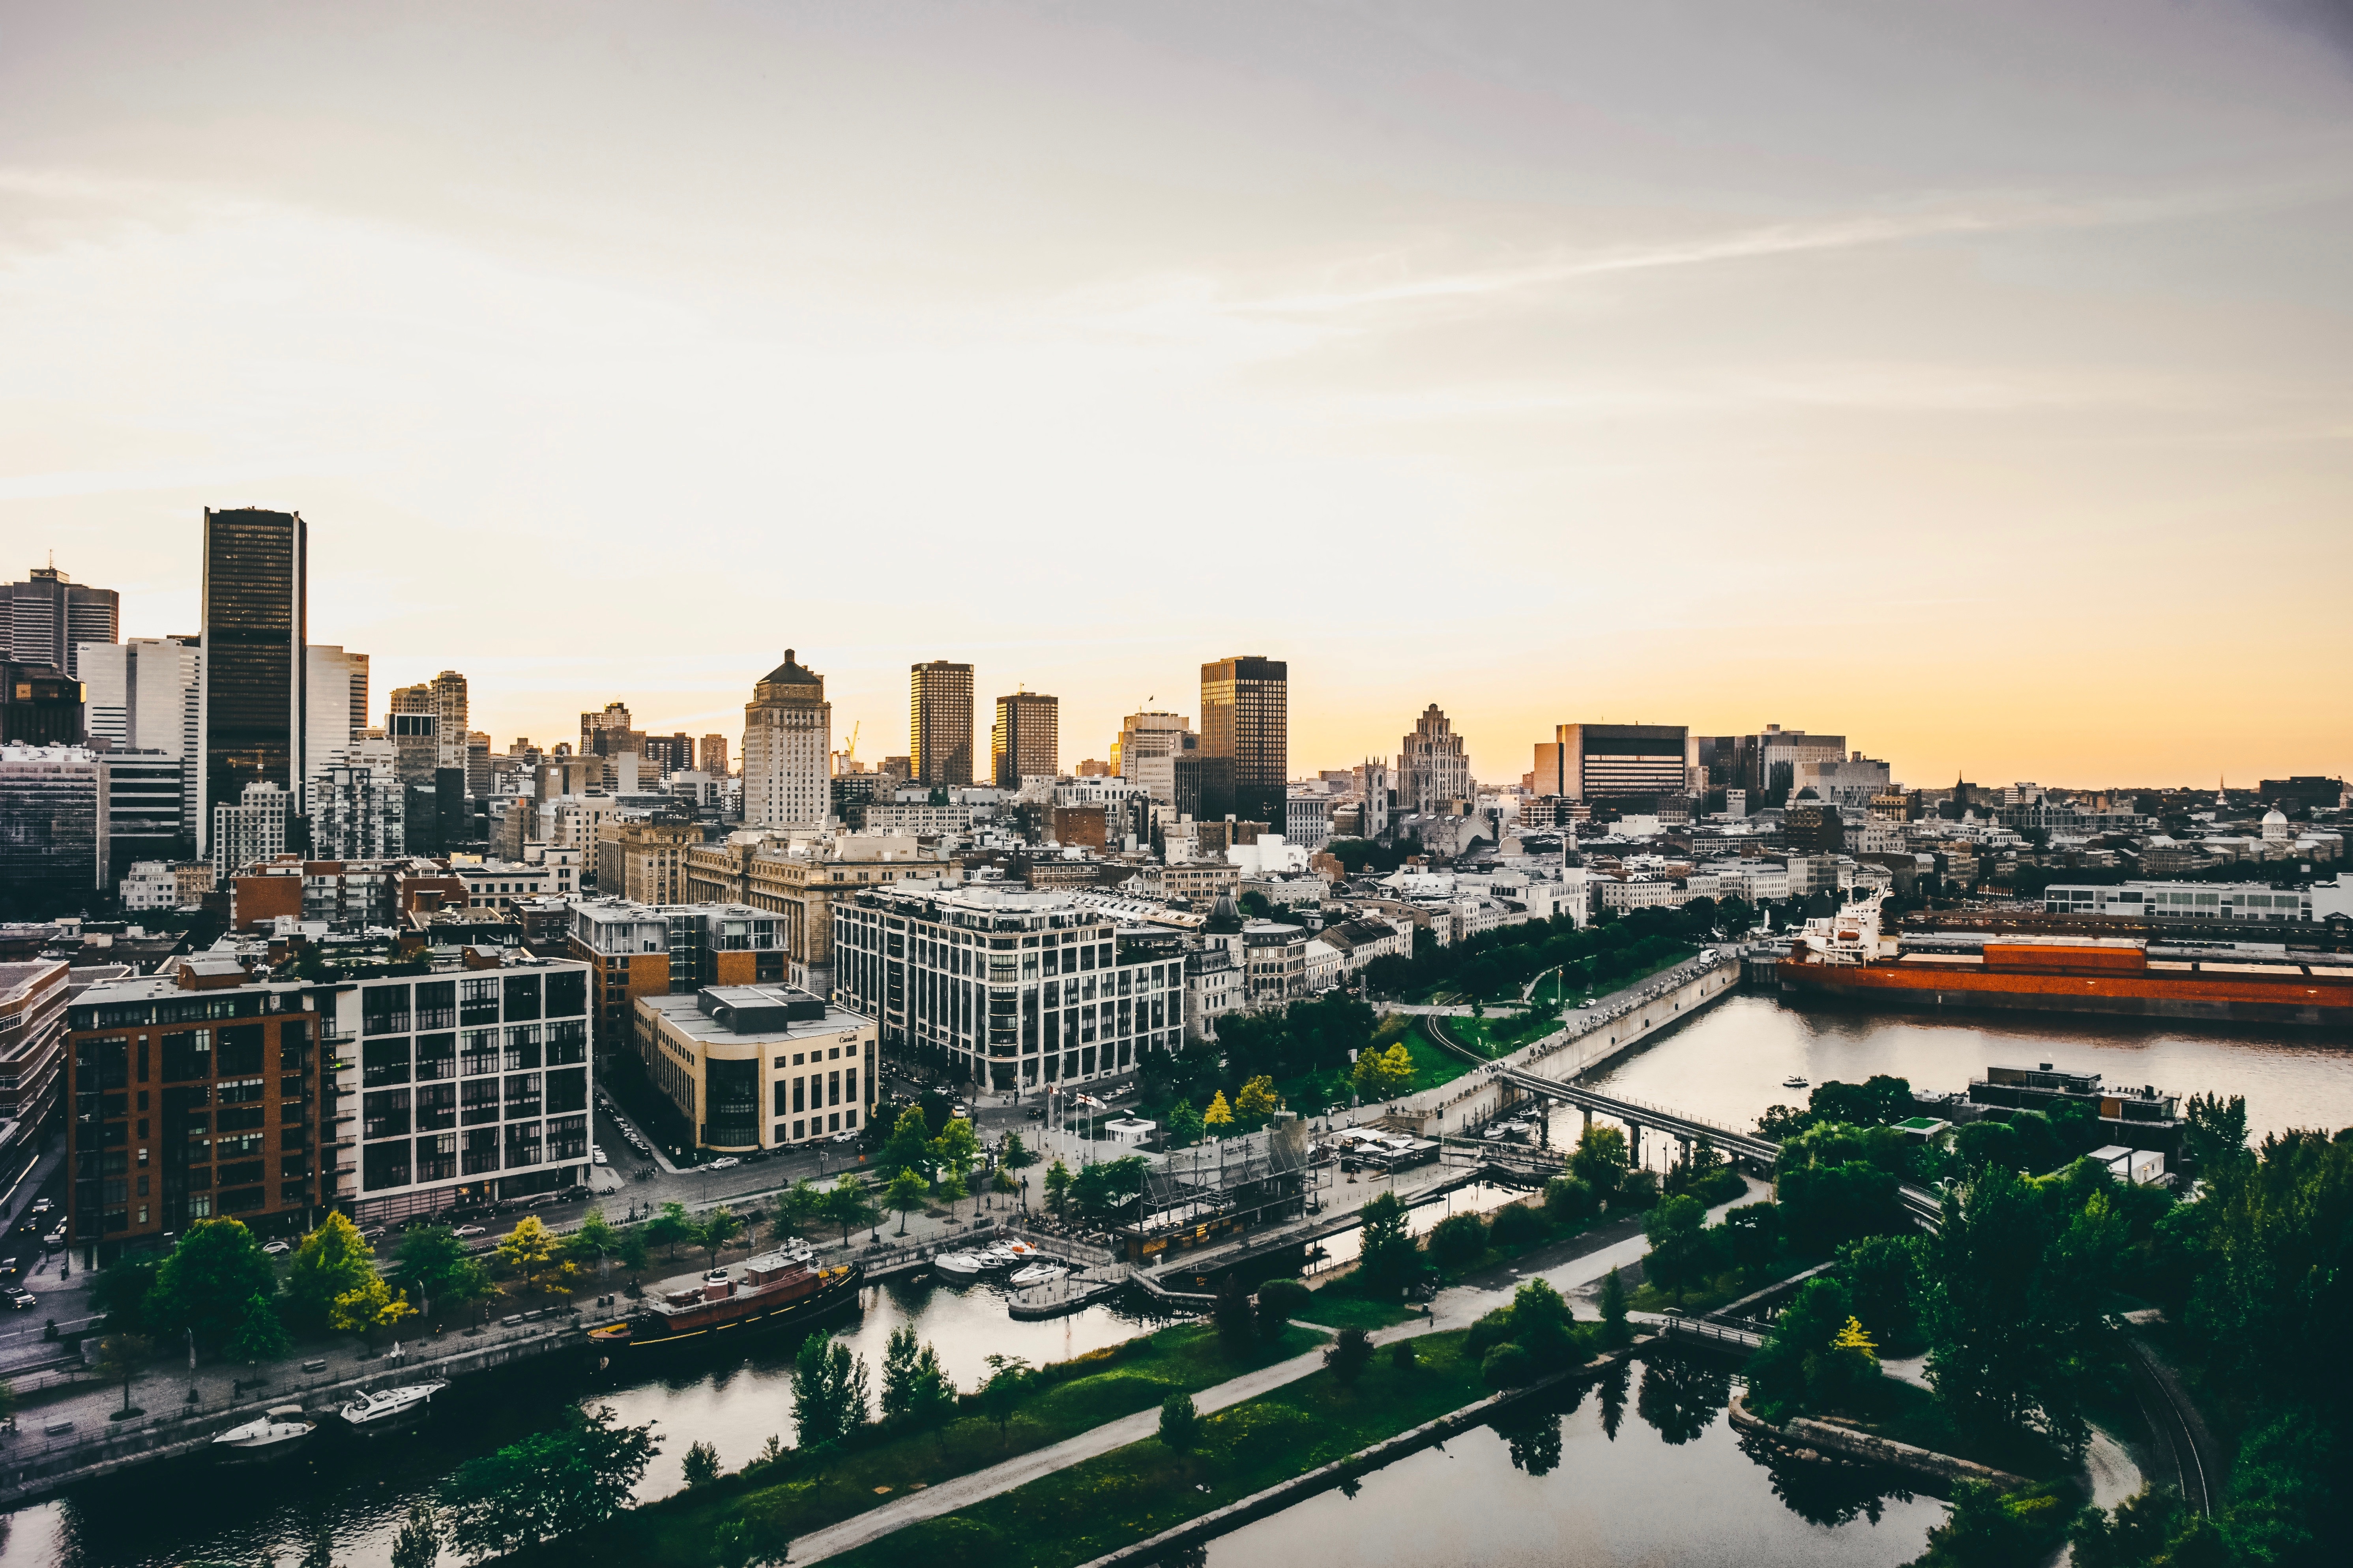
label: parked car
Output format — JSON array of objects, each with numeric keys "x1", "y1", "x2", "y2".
[
  {"x1": 3, "y1": 1288, "x2": 34, "y2": 1310},
  {"x1": 705, "y1": 1156, "x2": 741, "y2": 1171},
  {"x1": 261, "y1": 1240, "x2": 292, "y2": 1256},
  {"x1": 43, "y1": 1226, "x2": 66, "y2": 1247},
  {"x1": 592, "y1": 1149, "x2": 609, "y2": 1166},
  {"x1": 453, "y1": 1224, "x2": 488, "y2": 1239},
  {"x1": 359, "y1": 1226, "x2": 387, "y2": 1242}
]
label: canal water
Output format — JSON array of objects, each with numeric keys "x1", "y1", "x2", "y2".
[{"x1": 9, "y1": 995, "x2": 2350, "y2": 1566}]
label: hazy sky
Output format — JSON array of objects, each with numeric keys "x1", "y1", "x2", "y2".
[{"x1": 4, "y1": 2, "x2": 2349, "y2": 788}]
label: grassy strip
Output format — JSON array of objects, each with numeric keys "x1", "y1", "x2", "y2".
[
  {"x1": 525, "y1": 1322, "x2": 1324, "y2": 1567},
  {"x1": 1297, "y1": 1292, "x2": 1421, "y2": 1330},
  {"x1": 1393, "y1": 1022, "x2": 1474, "y2": 1091},
  {"x1": 829, "y1": 1330, "x2": 1494, "y2": 1568},
  {"x1": 1820, "y1": 1376, "x2": 2073, "y2": 1483}
]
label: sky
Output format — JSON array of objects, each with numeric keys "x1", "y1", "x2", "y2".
[{"x1": 3, "y1": 0, "x2": 2349, "y2": 790}]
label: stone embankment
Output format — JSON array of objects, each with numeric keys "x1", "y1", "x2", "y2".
[{"x1": 1726, "y1": 1389, "x2": 2032, "y2": 1491}]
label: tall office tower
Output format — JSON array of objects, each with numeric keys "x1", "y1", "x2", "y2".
[
  {"x1": 0, "y1": 662, "x2": 88, "y2": 745},
  {"x1": 387, "y1": 683, "x2": 440, "y2": 786},
  {"x1": 345, "y1": 651, "x2": 369, "y2": 747},
  {"x1": 1399, "y1": 704, "x2": 1472, "y2": 817},
  {"x1": 1116, "y1": 711, "x2": 1197, "y2": 808},
  {"x1": 303, "y1": 645, "x2": 359, "y2": 810},
  {"x1": 1200, "y1": 655, "x2": 1287, "y2": 825},
  {"x1": 742, "y1": 650, "x2": 831, "y2": 831},
  {"x1": 80, "y1": 636, "x2": 202, "y2": 842},
  {"x1": 3, "y1": 561, "x2": 118, "y2": 679},
  {"x1": 580, "y1": 700, "x2": 632, "y2": 756},
  {"x1": 699, "y1": 733, "x2": 730, "y2": 778},
  {"x1": 909, "y1": 660, "x2": 974, "y2": 787},
  {"x1": 1532, "y1": 724, "x2": 1694, "y2": 804},
  {"x1": 424, "y1": 670, "x2": 467, "y2": 773},
  {"x1": 991, "y1": 691, "x2": 1058, "y2": 788},
  {"x1": 466, "y1": 731, "x2": 491, "y2": 797},
  {"x1": 197, "y1": 507, "x2": 306, "y2": 859}
]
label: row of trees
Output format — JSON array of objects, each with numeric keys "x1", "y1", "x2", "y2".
[{"x1": 1359, "y1": 906, "x2": 1705, "y2": 1005}]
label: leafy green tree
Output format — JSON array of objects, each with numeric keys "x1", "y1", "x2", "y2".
[
  {"x1": 1481, "y1": 1340, "x2": 1535, "y2": 1389},
  {"x1": 146, "y1": 1218, "x2": 276, "y2": 1348},
  {"x1": 1919, "y1": 1165, "x2": 2095, "y2": 1454},
  {"x1": 91, "y1": 1257, "x2": 161, "y2": 1336},
  {"x1": 1256, "y1": 1278, "x2": 1310, "y2": 1343},
  {"x1": 880, "y1": 1106, "x2": 936, "y2": 1184},
  {"x1": 1157, "y1": 1391, "x2": 1199, "y2": 1452},
  {"x1": 1542, "y1": 1175, "x2": 1596, "y2": 1225},
  {"x1": 95, "y1": 1332, "x2": 151, "y2": 1415},
  {"x1": 681, "y1": 1439, "x2": 721, "y2": 1487},
  {"x1": 1042, "y1": 1158, "x2": 1074, "y2": 1216},
  {"x1": 1325, "y1": 1327, "x2": 1375, "y2": 1390},
  {"x1": 823, "y1": 1174, "x2": 878, "y2": 1244},
  {"x1": 1164, "y1": 1099, "x2": 1204, "y2": 1148},
  {"x1": 1744, "y1": 1276, "x2": 1879, "y2": 1423},
  {"x1": 1596, "y1": 1267, "x2": 1631, "y2": 1347},
  {"x1": 284, "y1": 1211, "x2": 381, "y2": 1332},
  {"x1": 1641, "y1": 1194, "x2": 1714, "y2": 1304},
  {"x1": 930, "y1": 1117, "x2": 981, "y2": 1188},
  {"x1": 885, "y1": 1169, "x2": 929, "y2": 1235},
  {"x1": 439, "y1": 1405, "x2": 660, "y2": 1556},
  {"x1": 1352, "y1": 1042, "x2": 1415, "y2": 1100},
  {"x1": 1070, "y1": 1156, "x2": 1149, "y2": 1224},
  {"x1": 1355, "y1": 1191, "x2": 1421, "y2": 1296},
  {"x1": 1213, "y1": 1274, "x2": 1255, "y2": 1353},
  {"x1": 977, "y1": 1354, "x2": 1030, "y2": 1445},
  {"x1": 2178, "y1": 1092, "x2": 2248, "y2": 1174},
  {"x1": 646, "y1": 1201, "x2": 696, "y2": 1259},
  {"x1": 1428, "y1": 1211, "x2": 1489, "y2": 1271},
  {"x1": 776, "y1": 1179, "x2": 826, "y2": 1240},
  {"x1": 697, "y1": 1206, "x2": 745, "y2": 1268},
  {"x1": 387, "y1": 1501, "x2": 440, "y2": 1568},
  {"x1": 789, "y1": 1332, "x2": 871, "y2": 1446},
  {"x1": 394, "y1": 1225, "x2": 493, "y2": 1314},
  {"x1": 999, "y1": 1132, "x2": 1038, "y2": 1209},
  {"x1": 1569, "y1": 1125, "x2": 1629, "y2": 1195},
  {"x1": 567, "y1": 1210, "x2": 623, "y2": 1272},
  {"x1": 880, "y1": 1323, "x2": 957, "y2": 1426},
  {"x1": 615, "y1": 1227, "x2": 650, "y2": 1287},
  {"x1": 1722, "y1": 1200, "x2": 1782, "y2": 1272}
]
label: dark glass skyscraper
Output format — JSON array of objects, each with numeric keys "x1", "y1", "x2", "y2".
[
  {"x1": 199, "y1": 507, "x2": 306, "y2": 855},
  {"x1": 1200, "y1": 654, "x2": 1287, "y2": 825}
]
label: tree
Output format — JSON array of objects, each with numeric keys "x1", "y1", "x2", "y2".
[
  {"x1": 388, "y1": 1501, "x2": 440, "y2": 1568},
  {"x1": 91, "y1": 1257, "x2": 161, "y2": 1336},
  {"x1": 439, "y1": 1404, "x2": 660, "y2": 1557},
  {"x1": 284, "y1": 1212, "x2": 381, "y2": 1332},
  {"x1": 2179, "y1": 1092, "x2": 2248, "y2": 1175},
  {"x1": 1569, "y1": 1125, "x2": 1629, "y2": 1195},
  {"x1": 681, "y1": 1439, "x2": 722, "y2": 1487},
  {"x1": 930, "y1": 1117, "x2": 980, "y2": 1189},
  {"x1": 776, "y1": 1179, "x2": 826, "y2": 1240},
  {"x1": 1070, "y1": 1156, "x2": 1149, "y2": 1224},
  {"x1": 1353, "y1": 1042, "x2": 1415, "y2": 1100},
  {"x1": 567, "y1": 1210, "x2": 623, "y2": 1274},
  {"x1": 646, "y1": 1201, "x2": 696, "y2": 1259},
  {"x1": 1542, "y1": 1175, "x2": 1596, "y2": 1226},
  {"x1": 145, "y1": 1218, "x2": 277, "y2": 1348},
  {"x1": 999, "y1": 1132, "x2": 1038, "y2": 1209},
  {"x1": 880, "y1": 1324, "x2": 957, "y2": 1427},
  {"x1": 1234, "y1": 1076, "x2": 1280, "y2": 1128},
  {"x1": 1256, "y1": 1278, "x2": 1310, "y2": 1343},
  {"x1": 1042, "y1": 1158, "x2": 1074, "y2": 1216},
  {"x1": 1202, "y1": 1091, "x2": 1234, "y2": 1136},
  {"x1": 330, "y1": 1275, "x2": 417, "y2": 1350},
  {"x1": 395, "y1": 1225, "x2": 493, "y2": 1316},
  {"x1": 697, "y1": 1206, "x2": 745, "y2": 1268},
  {"x1": 1919, "y1": 1165, "x2": 2095, "y2": 1453},
  {"x1": 498, "y1": 1216, "x2": 574, "y2": 1297},
  {"x1": 936, "y1": 1169, "x2": 970, "y2": 1224},
  {"x1": 1213, "y1": 1274, "x2": 1255, "y2": 1353},
  {"x1": 227, "y1": 1290, "x2": 293, "y2": 1364},
  {"x1": 885, "y1": 1169, "x2": 929, "y2": 1236},
  {"x1": 978, "y1": 1354, "x2": 1030, "y2": 1445},
  {"x1": 1597, "y1": 1267, "x2": 1631, "y2": 1347},
  {"x1": 881, "y1": 1106, "x2": 936, "y2": 1185},
  {"x1": 824, "y1": 1175, "x2": 878, "y2": 1244},
  {"x1": 1642, "y1": 1194, "x2": 1712, "y2": 1305},
  {"x1": 616, "y1": 1228, "x2": 650, "y2": 1288},
  {"x1": 1355, "y1": 1191, "x2": 1421, "y2": 1296},
  {"x1": 1157, "y1": 1392, "x2": 1199, "y2": 1452},
  {"x1": 1165, "y1": 1099, "x2": 1204, "y2": 1149},
  {"x1": 1428, "y1": 1212, "x2": 1489, "y2": 1271},
  {"x1": 1325, "y1": 1327, "x2": 1375, "y2": 1390},
  {"x1": 789, "y1": 1332, "x2": 871, "y2": 1447},
  {"x1": 94, "y1": 1332, "x2": 151, "y2": 1415}
]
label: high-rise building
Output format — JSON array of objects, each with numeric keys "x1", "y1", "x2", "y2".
[
  {"x1": 311, "y1": 743, "x2": 405, "y2": 860},
  {"x1": 700, "y1": 733, "x2": 730, "y2": 778},
  {"x1": 991, "y1": 690, "x2": 1058, "y2": 788},
  {"x1": 198, "y1": 507, "x2": 307, "y2": 859},
  {"x1": 1693, "y1": 725, "x2": 1846, "y2": 806},
  {"x1": 1399, "y1": 704, "x2": 1471, "y2": 817},
  {"x1": 1200, "y1": 655, "x2": 1287, "y2": 825},
  {"x1": 80, "y1": 636, "x2": 201, "y2": 838},
  {"x1": 910, "y1": 661, "x2": 975, "y2": 787},
  {"x1": 0, "y1": 659, "x2": 87, "y2": 747},
  {"x1": 430, "y1": 671, "x2": 470, "y2": 777},
  {"x1": 1116, "y1": 711, "x2": 1199, "y2": 814},
  {"x1": 742, "y1": 650, "x2": 831, "y2": 831},
  {"x1": 3, "y1": 562, "x2": 117, "y2": 679},
  {"x1": 1532, "y1": 724, "x2": 1694, "y2": 805},
  {"x1": 211, "y1": 779, "x2": 289, "y2": 878},
  {"x1": 0, "y1": 743, "x2": 99, "y2": 915},
  {"x1": 388, "y1": 683, "x2": 440, "y2": 785},
  {"x1": 303, "y1": 644, "x2": 361, "y2": 808},
  {"x1": 580, "y1": 701, "x2": 633, "y2": 757},
  {"x1": 345, "y1": 652, "x2": 369, "y2": 748}
]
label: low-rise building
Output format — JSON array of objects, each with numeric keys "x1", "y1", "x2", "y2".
[
  {"x1": 2042, "y1": 880, "x2": 2323, "y2": 922},
  {"x1": 120, "y1": 860, "x2": 215, "y2": 912},
  {"x1": 633, "y1": 985, "x2": 874, "y2": 1152},
  {"x1": 568, "y1": 898, "x2": 788, "y2": 1064}
]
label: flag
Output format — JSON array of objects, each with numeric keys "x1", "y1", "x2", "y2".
[{"x1": 1076, "y1": 1094, "x2": 1108, "y2": 1110}]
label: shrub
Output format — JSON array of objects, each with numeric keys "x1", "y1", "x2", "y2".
[
  {"x1": 1614, "y1": 1169, "x2": 1660, "y2": 1210},
  {"x1": 1428, "y1": 1212, "x2": 1490, "y2": 1270},
  {"x1": 1481, "y1": 1341, "x2": 1535, "y2": 1389},
  {"x1": 1542, "y1": 1175, "x2": 1596, "y2": 1225},
  {"x1": 1465, "y1": 1306, "x2": 1516, "y2": 1359},
  {"x1": 1255, "y1": 1278, "x2": 1311, "y2": 1342},
  {"x1": 1488, "y1": 1203, "x2": 1546, "y2": 1248},
  {"x1": 1325, "y1": 1327, "x2": 1376, "y2": 1389},
  {"x1": 1389, "y1": 1338, "x2": 1417, "y2": 1370},
  {"x1": 1157, "y1": 1392, "x2": 1199, "y2": 1452},
  {"x1": 1213, "y1": 1274, "x2": 1255, "y2": 1353}
]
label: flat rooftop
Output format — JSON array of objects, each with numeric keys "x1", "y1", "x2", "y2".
[{"x1": 642, "y1": 988, "x2": 869, "y2": 1046}]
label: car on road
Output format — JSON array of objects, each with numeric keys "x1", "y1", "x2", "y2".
[
  {"x1": 3, "y1": 1287, "x2": 33, "y2": 1310},
  {"x1": 830, "y1": 1131, "x2": 857, "y2": 1145},
  {"x1": 592, "y1": 1149, "x2": 608, "y2": 1166},
  {"x1": 43, "y1": 1226, "x2": 66, "y2": 1247},
  {"x1": 261, "y1": 1240, "x2": 292, "y2": 1256},
  {"x1": 30, "y1": 1199, "x2": 52, "y2": 1216},
  {"x1": 359, "y1": 1226, "x2": 387, "y2": 1242},
  {"x1": 453, "y1": 1224, "x2": 487, "y2": 1238},
  {"x1": 705, "y1": 1156, "x2": 741, "y2": 1171}
]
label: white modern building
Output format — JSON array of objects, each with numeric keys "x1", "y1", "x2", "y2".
[{"x1": 212, "y1": 781, "x2": 290, "y2": 879}]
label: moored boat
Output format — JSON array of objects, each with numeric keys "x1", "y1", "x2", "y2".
[
  {"x1": 933, "y1": 1251, "x2": 986, "y2": 1278},
  {"x1": 1009, "y1": 1261, "x2": 1067, "y2": 1288},
  {"x1": 339, "y1": 1381, "x2": 447, "y2": 1436},
  {"x1": 212, "y1": 1404, "x2": 315, "y2": 1464},
  {"x1": 588, "y1": 1251, "x2": 862, "y2": 1356}
]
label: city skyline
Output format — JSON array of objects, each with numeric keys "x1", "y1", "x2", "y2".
[{"x1": 4, "y1": 2, "x2": 2350, "y2": 787}]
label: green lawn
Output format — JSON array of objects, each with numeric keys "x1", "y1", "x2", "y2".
[
  {"x1": 1297, "y1": 1289, "x2": 1421, "y2": 1330},
  {"x1": 1443, "y1": 1007, "x2": 1565, "y2": 1059},
  {"x1": 1394, "y1": 1022, "x2": 1475, "y2": 1093},
  {"x1": 524, "y1": 1322, "x2": 1325, "y2": 1566},
  {"x1": 828, "y1": 1330, "x2": 1495, "y2": 1568}
]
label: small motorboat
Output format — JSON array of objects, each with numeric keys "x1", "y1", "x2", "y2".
[
  {"x1": 213, "y1": 1404, "x2": 315, "y2": 1464},
  {"x1": 973, "y1": 1244, "x2": 1020, "y2": 1271},
  {"x1": 339, "y1": 1381, "x2": 448, "y2": 1436},
  {"x1": 933, "y1": 1251, "x2": 986, "y2": 1278},
  {"x1": 1008, "y1": 1262, "x2": 1067, "y2": 1289},
  {"x1": 1782, "y1": 1075, "x2": 1810, "y2": 1089}
]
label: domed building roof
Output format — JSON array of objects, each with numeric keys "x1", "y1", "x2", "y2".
[
  {"x1": 1791, "y1": 785, "x2": 1823, "y2": 803},
  {"x1": 1204, "y1": 892, "x2": 1244, "y2": 935}
]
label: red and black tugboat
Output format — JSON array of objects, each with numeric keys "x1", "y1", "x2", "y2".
[{"x1": 589, "y1": 1242, "x2": 862, "y2": 1359}]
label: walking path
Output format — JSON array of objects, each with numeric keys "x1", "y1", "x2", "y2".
[{"x1": 790, "y1": 1179, "x2": 1756, "y2": 1563}]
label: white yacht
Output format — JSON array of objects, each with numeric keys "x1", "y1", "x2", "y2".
[
  {"x1": 212, "y1": 1405, "x2": 315, "y2": 1464},
  {"x1": 1009, "y1": 1261, "x2": 1067, "y2": 1289},
  {"x1": 339, "y1": 1381, "x2": 448, "y2": 1436},
  {"x1": 933, "y1": 1251, "x2": 986, "y2": 1278}
]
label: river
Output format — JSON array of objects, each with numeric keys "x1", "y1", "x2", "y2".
[{"x1": 8, "y1": 993, "x2": 2350, "y2": 1566}]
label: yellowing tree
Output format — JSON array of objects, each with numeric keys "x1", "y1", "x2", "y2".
[
  {"x1": 1234, "y1": 1076, "x2": 1280, "y2": 1126},
  {"x1": 1833, "y1": 1315, "x2": 1878, "y2": 1356},
  {"x1": 1202, "y1": 1091, "x2": 1235, "y2": 1134},
  {"x1": 497, "y1": 1215, "x2": 576, "y2": 1297},
  {"x1": 331, "y1": 1276, "x2": 418, "y2": 1349},
  {"x1": 1354, "y1": 1042, "x2": 1415, "y2": 1100}
]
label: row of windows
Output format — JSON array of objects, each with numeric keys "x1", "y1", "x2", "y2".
[
  {"x1": 359, "y1": 1022, "x2": 587, "y2": 1084},
  {"x1": 360, "y1": 1113, "x2": 590, "y2": 1190}
]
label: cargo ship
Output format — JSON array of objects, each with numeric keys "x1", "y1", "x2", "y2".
[
  {"x1": 588, "y1": 1244, "x2": 863, "y2": 1358},
  {"x1": 1776, "y1": 898, "x2": 2353, "y2": 1029}
]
